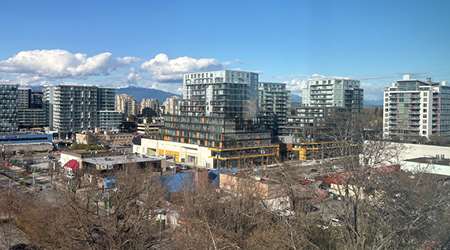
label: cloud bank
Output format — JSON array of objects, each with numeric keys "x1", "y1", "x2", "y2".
[
  {"x1": 0, "y1": 49, "x2": 136, "y2": 79},
  {"x1": 0, "y1": 50, "x2": 228, "y2": 93},
  {"x1": 141, "y1": 53, "x2": 224, "y2": 82}
]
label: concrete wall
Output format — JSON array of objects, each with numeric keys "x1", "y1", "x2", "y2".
[
  {"x1": 219, "y1": 174, "x2": 270, "y2": 198},
  {"x1": 394, "y1": 142, "x2": 450, "y2": 160},
  {"x1": 134, "y1": 138, "x2": 214, "y2": 168},
  {"x1": 401, "y1": 161, "x2": 450, "y2": 176},
  {"x1": 2, "y1": 143, "x2": 52, "y2": 153},
  {"x1": 386, "y1": 142, "x2": 450, "y2": 176}
]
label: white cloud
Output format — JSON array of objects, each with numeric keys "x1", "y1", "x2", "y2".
[
  {"x1": 361, "y1": 82, "x2": 385, "y2": 101},
  {"x1": 141, "y1": 53, "x2": 224, "y2": 82},
  {"x1": 0, "y1": 49, "x2": 136, "y2": 79},
  {"x1": 284, "y1": 78, "x2": 307, "y2": 94},
  {"x1": 127, "y1": 69, "x2": 142, "y2": 84},
  {"x1": 117, "y1": 56, "x2": 141, "y2": 64}
]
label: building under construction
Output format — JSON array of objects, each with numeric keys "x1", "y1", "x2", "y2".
[
  {"x1": 134, "y1": 70, "x2": 277, "y2": 168},
  {"x1": 161, "y1": 114, "x2": 277, "y2": 167},
  {"x1": 287, "y1": 141, "x2": 361, "y2": 161}
]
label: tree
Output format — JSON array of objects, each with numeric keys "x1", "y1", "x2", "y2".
[{"x1": 3, "y1": 167, "x2": 167, "y2": 250}]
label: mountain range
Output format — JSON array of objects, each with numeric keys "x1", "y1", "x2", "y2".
[
  {"x1": 30, "y1": 85, "x2": 382, "y2": 106},
  {"x1": 116, "y1": 86, "x2": 178, "y2": 102}
]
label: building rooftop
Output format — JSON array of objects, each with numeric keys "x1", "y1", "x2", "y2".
[
  {"x1": 405, "y1": 157, "x2": 450, "y2": 166},
  {"x1": 83, "y1": 154, "x2": 161, "y2": 168}
]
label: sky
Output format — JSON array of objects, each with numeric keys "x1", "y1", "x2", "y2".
[{"x1": 1, "y1": 0, "x2": 450, "y2": 101}]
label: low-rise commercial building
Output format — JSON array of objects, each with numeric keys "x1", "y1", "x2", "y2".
[
  {"x1": 75, "y1": 131, "x2": 134, "y2": 146},
  {"x1": 0, "y1": 133, "x2": 54, "y2": 154},
  {"x1": 137, "y1": 118, "x2": 162, "y2": 137},
  {"x1": 60, "y1": 150, "x2": 161, "y2": 171},
  {"x1": 381, "y1": 141, "x2": 450, "y2": 176}
]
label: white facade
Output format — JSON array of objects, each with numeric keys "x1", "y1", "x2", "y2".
[
  {"x1": 44, "y1": 85, "x2": 98, "y2": 133},
  {"x1": 115, "y1": 94, "x2": 137, "y2": 117},
  {"x1": 133, "y1": 138, "x2": 214, "y2": 168},
  {"x1": 163, "y1": 96, "x2": 181, "y2": 115},
  {"x1": 301, "y1": 75, "x2": 363, "y2": 111},
  {"x1": 140, "y1": 98, "x2": 160, "y2": 114},
  {"x1": 182, "y1": 70, "x2": 259, "y2": 119},
  {"x1": 383, "y1": 142, "x2": 450, "y2": 176},
  {"x1": 383, "y1": 75, "x2": 450, "y2": 141}
]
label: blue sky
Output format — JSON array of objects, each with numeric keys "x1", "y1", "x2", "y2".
[{"x1": 1, "y1": 0, "x2": 450, "y2": 100}]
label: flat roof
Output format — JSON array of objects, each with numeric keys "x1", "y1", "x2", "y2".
[
  {"x1": 405, "y1": 157, "x2": 450, "y2": 166},
  {"x1": 83, "y1": 154, "x2": 161, "y2": 168}
]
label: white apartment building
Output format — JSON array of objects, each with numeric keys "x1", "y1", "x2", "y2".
[
  {"x1": 115, "y1": 94, "x2": 137, "y2": 117},
  {"x1": 44, "y1": 85, "x2": 98, "y2": 133},
  {"x1": 301, "y1": 75, "x2": 363, "y2": 112},
  {"x1": 383, "y1": 75, "x2": 450, "y2": 142},
  {"x1": 182, "y1": 70, "x2": 259, "y2": 119},
  {"x1": 163, "y1": 96, "x2": 181, "y2": 115},
  {"x1": 44, "y1": 85, "x2": 120, "y2": 133},
  {"x1": 140, "y1": 98, "x2": 160, "y2": 114}
]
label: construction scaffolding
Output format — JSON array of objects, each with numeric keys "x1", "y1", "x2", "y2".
[{"x1": 291, "y1": 141, "x2": 360, "y2": 161}]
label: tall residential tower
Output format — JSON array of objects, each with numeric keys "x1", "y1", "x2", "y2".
[
  {"x1": 0, "y1": 84, "x2": 18, "y2": 134},
  {"x1": 383, "y1": 75, "x2": 450, "y2": 142},
  {"x1": 182, "y1": 70, "x2": 259, "y2": 119},
  {"x1": 301, "y1": 75, "x2": 363, "y2": 112},
  {"x1": 257, "y1": 82, "x2": 290, "y2": 132}
]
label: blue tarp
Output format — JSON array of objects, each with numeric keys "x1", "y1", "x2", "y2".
[
  {"x1": 159, "y1": 172, "x2": 194, "y2": 193},
  {"x1": 104, "y1": 176, "x2": 116, "y2": 189},
  {"x1": 157, "y1": 168, "x2": 239, "y2": 193}
]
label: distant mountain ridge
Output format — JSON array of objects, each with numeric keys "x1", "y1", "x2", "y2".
[
  {"x1": 116, "y1": 86, "x2": 179, "y2": 102},
  {"x1": 29, "y1": 85, "x2": 178, "y2": 102}
]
